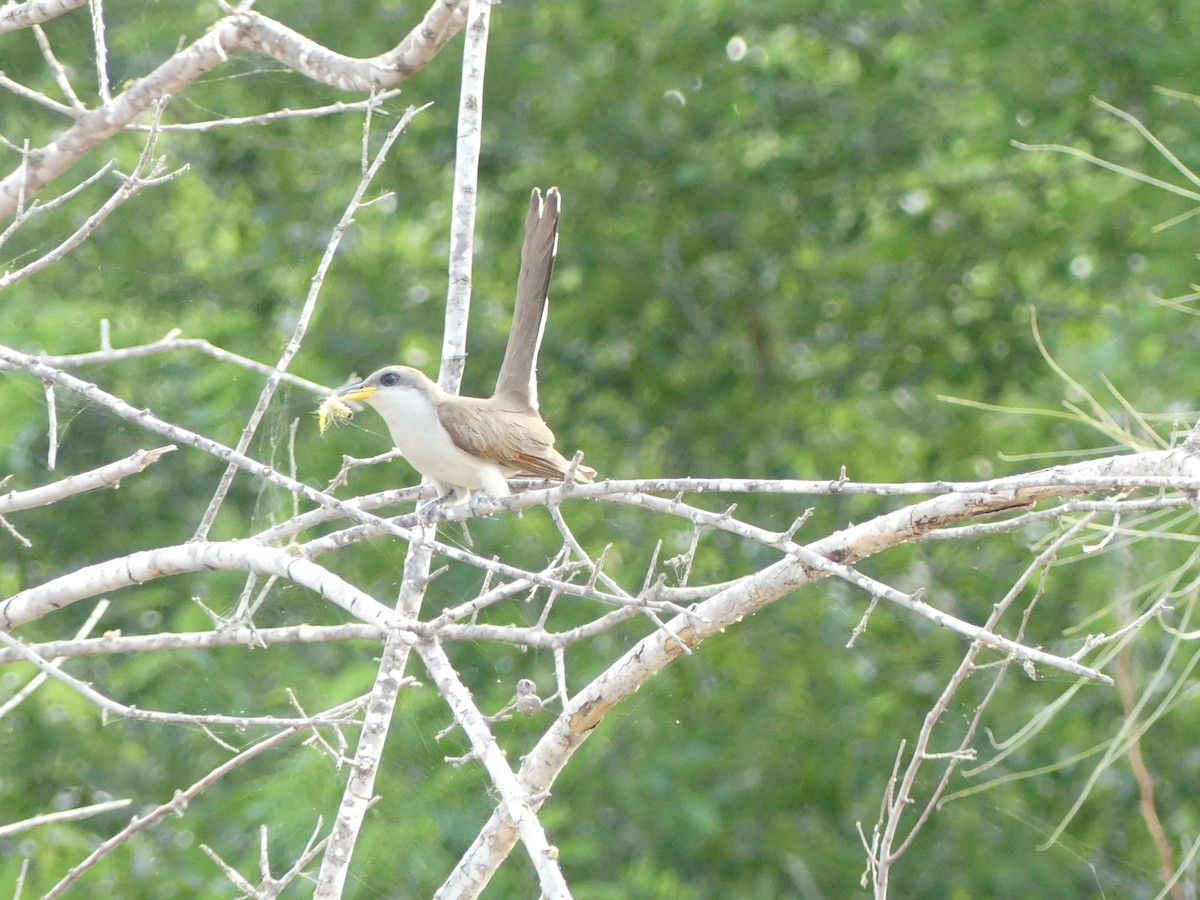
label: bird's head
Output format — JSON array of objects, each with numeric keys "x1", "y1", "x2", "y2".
[{"x1": 337, "y1": 366, "x2": 436, "y2": 406}]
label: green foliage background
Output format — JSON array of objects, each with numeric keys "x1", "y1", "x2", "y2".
[{"x1": 3, "y1": 1, "x2": 1200, "y2": 897}]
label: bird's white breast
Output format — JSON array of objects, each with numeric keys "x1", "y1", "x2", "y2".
[{"x1": 365, "y1": 386, "x2": 509, "y2": 497}]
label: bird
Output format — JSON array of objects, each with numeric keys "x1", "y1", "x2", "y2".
[{"x1": 334, "y1": 187, "x2": 595, "y2": 512}]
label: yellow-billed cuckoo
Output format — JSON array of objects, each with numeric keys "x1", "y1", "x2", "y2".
[{"x1": 336, "y1": 187, "x2": 596, "y2": 510}]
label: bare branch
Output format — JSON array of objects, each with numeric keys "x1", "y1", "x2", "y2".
[
  {"x1": 40, "y1": 696, "x2": 366, "y2": 900},
  {"x1": 0, "y1": 0, "x2": 88, "y2": 35},
  {"x1": 0, "y1": 799, "x2": 133, "y2": 840},
  {"x1": 0, "y1": 160, "x2": 115, "y2": 250},
  {"x1": 0, "y1": 622, "x2": 384, "y2": 664},
  {"x1": 124, "y1": 91, "x2": 405, "y2": 132},
  {"x1": 439, "y1": 457, "x2": 1200, "y2": 891},
  {"x1": 41, "y1": 376, "x2": 57, "y2": 468},
  {"x1": 0, "y1": 541, "x2": 401, "y2": 631},
  {"x1": 6, "y1": 332, "x2": 330, "y2": 394},
  {"x1": 0, "y1": 445, "x2": 174, "y2": 514},
  {"x1": 439, "y1": 0, "x2": 492, "y2": 389},
  {"x1": 0, "y1": 1, "x2": 467, "y2": 217},
  {"x1": 314, "y1": 541, "x2": 431, "y2": 900},
  {"x1": 192, "y1": 100, "x2": 428, "y2": 540},
  {"x1": 418, "y1": 638, "x2": 571, "y2": 897},
  {"x1": 88, "y1": 0, "x2": 111, "y2": 104},
  {"x1": 0, "y1": 629, "x2": 367, "y2": 728},
  {"x1": 316, "y1": 4, "x2": 490, "y2": 894},
  {"x1": 0, "y1": 98, "x2": 186, "y2": 289},
  {"x1": 867, "y1": 516, "x2": 1097, "y2": 895},
  {"x1": 0, "y1": 69, "x2": 79, "y2": 116},
  {"x1": 32, "y1": 22, "x2": 85, "y2": 110},
  {"x1": 0, "y1": 598, "x2": 108, "y2": 720}
]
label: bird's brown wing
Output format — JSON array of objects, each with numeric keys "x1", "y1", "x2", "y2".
[{"x1": 436, "y1": 397, "x2": 572, "y2": 480}]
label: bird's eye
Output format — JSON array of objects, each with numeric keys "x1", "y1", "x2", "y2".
[{"x1": 381, "y1": 371, "x2": 399, "y2": 387}]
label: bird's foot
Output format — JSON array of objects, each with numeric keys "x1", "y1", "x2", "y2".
[{"x1": 417, "y1": 490, "x2": 457, "y2": 523}]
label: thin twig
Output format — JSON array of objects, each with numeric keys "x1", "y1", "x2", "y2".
[
  {"x1": 0, "y1": 98, "x2": 185, "y2": 290},
  {"x1": 32, "y1": 23, "x2": 85, "y2": 110},
  {"x1": 0, "y1": 598, "x2": 110, "y2": 721},
  {"x1": 0, "y1": 630, "x2": 367, "y2": 729},
  {"x1": 124, "y1": 90, "x2": 403, "y2": 132},
  {"x1": 0, "y1": 446, "x2": 175, "y2": 514},
  {"x1": 0, "y1": 799, "x2": 132, "y2": 840},
  {"x1": 41, "y1": 697, "x2": 367, "y2": 899},
  {"x1": 191, "y1": 100, "x2": 427, "y2": 541}
]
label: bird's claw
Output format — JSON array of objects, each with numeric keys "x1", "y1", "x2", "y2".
[{"x1": 417, "y1": 491, "x2": 455, "y2": 523}]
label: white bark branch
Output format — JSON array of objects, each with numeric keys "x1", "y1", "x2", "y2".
[
  {"x1": 439, "y1": 0, "x2": 492, "y2": 388},
  {"x1": 0, "y1": 629, "x2": 367, "y2": 728},
  {"x1": 0, "y1": 597, "x2": 108, "y2": 720},
  {"x1": 0, "y1": 445, "x2": 174, "y2": 514},
  {"x1": 435, "y1": 447, "x2": 1200, "y2": 894},
  {"x1": 0, "y1": 541, "x2": 402, "y2": 631},
  {"x1": 40, "y1": 696, "x2": 366, "y2": 900},
  {"x1": 0, "y1": 0, "x2": 87, "y2": 34},
  {"x1": 192, "y1": 101, "x2": 426, "y2": 540},
  {"x1": 0, "y1": 96, "x2": 185, "y2": 287},
  {"x1": 4, "y1": 331, "x2": 330, "y2": 394},
  {"x1": 0, "y1": 622, "x2": 384, "y2": 664},
  {"x1": 316, "y1": 3, "x2": 491, "y2": 892},
  {"x1": 419, "y1": 638, "x2": 571, "y2": 899},
  {"x1": 0, "y1": 0, "x2": 467, "y2": 217}
]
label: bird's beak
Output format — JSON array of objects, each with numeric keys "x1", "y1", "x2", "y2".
[{"x1": 338, "y1": 383, "x2": 378, "y2": 403}]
